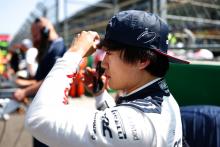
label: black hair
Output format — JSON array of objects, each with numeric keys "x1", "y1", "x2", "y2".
[
  {"x1": 102, "y1": 40, "x2": 169, "y2": 77},
  {"x1": 33, "y1": 17, "x2": 50, "y2": 39},
  {"x1": 32, "y1": 17, "x2": 50, "y2": 62},
  {"x1": 34, "y1": 18, "x2": 41, "y2": 23}
]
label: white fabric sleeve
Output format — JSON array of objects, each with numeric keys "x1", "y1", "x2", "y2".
[
  {"x1": 25, "y1": 51, "x2": 155, "y2": 147},
  {"x1": 95, "y1": 90, "x2": 116, "y2": 110},
  {"x1": 26, "y1": 47, "x2": 38, "y2": 64}
]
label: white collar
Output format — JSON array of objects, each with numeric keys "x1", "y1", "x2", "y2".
[{"x1": 124, "y1": 78, "x2": 162, "y2": 96}]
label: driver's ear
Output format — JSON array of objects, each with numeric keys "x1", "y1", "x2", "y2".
[{"x1": 137, "y1": 59, "x2": 150, "y2": 70}]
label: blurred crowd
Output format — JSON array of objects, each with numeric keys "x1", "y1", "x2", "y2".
[
  {"x1": 168, "y1": 32, "x2": 217, "y2": 61},
  {"x1": 0, "y1": 37, "x2": 106, "y2": 95}
]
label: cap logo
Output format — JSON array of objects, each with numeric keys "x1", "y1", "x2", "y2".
[{"x1": 137, "y1": 28, "x2": 156, "y2": 44}]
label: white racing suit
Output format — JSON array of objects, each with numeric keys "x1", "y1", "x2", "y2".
[{"x1": 25, "y1": 51, "x2": 182, "y2": 147}]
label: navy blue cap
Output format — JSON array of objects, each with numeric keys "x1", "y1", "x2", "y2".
[{"x1": 103, "y1": 10, "x2": 189, "y2": 64}]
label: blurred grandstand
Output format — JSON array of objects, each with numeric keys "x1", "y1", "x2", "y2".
[{"x1": 10, "y1": 0, "x2": 220, "y2": 60}]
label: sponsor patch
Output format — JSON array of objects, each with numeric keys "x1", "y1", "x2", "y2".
[
  {"x1": 111, "y1": 110, "x2": 127, "y2": 139},
  {"x1": 128, "y1": 116, "x2": 140, "y2": 141},
  {"x1": 101, "y1": 113, "x2": 113, "y2": 138}
]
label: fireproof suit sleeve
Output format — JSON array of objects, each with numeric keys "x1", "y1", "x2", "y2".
[{"x1": 25, "y1": 51, "x2": 156, "y2": 147}]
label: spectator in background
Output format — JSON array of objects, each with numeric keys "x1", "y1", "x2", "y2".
[
  {"x1": 7, "y1": 48, "x2": 20, "y2": 76},
  {"x1": 9, "y1": 39, "x2": 39, "y2": 87},
  {"x1": 13, "y1": 17, "x2": 67, "y2": 147},
  {"x1": 20, "y1": 38, "x2": 38, "y2": 78}
]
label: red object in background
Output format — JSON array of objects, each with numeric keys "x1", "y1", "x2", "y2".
[
  {"x1": 0, "y1": 34, "x2": 11, "y2": 41},
  {"x1": 69, "y1": 58, "x2": 87, "y2": 98},
  {"x1": 69, "y1": 73, "x2": 85, "y2": 98}
]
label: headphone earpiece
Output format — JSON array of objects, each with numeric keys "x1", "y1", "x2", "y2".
[{"x1": 41, "y1": 26, "x2": 49, "y2": 39}]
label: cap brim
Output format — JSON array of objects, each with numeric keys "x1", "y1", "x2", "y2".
[
  {"x1": 99, "y1": 39, "x2": 190, "y2": 64},
  {"x1": 153, "y1": 49, "x2": 190, "y2": 64}
]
